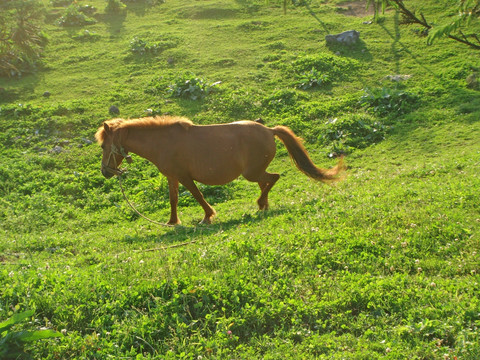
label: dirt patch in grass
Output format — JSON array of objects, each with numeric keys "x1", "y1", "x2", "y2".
[{"x1": 337, "y1": 0, "x2": 376, "y2": 17}]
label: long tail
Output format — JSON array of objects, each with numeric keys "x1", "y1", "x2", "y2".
[{"x1": 272, "y1": 125, "x2": 346, "y2": 182}]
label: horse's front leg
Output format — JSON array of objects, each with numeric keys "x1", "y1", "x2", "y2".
[
  {"x1": 180, "y1": 177, "x2": 216, "y2": 224},
  {"x1": 167, "y1": 177, "x2": 181, "y2": 225}
]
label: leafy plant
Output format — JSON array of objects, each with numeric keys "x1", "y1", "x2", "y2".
[
  {"x1": 0, "y1": 0, "x2": 46, "y2": 77},
  {"x1": 105, "y1": 0, "x2": 126, "y2": 13},
  {"x1": 261, "y1": 89, "x2": 304, "y2": 115},
  {"x1": 0, "y1": 310, "x2": 62, "y2": 359},
  {"x1": 206, "y1": 87, "x2": 261, "y2": 120},
  {"x1": 288, "y1": 54, "x2": 360, "y2": 84},
  {"x1": 72, "y1": 29, "x2": 101, "y2": 42},
  {"x1": 295, "y1": 67, "x2": 330, "y2": 90},
  {"x1": 320, "y1": 114, "x2": 388, "y2": 154},
  {"x1": 167, "y1": 72, "x2": 220, "y2": 100},
  {"x1": 360, "y1": 86, "x2": 418, "y2": 116},
  {"x1": 58, "y1": 4, "x2": 96, "y2": 27},
  {"x1": 130, "y1": 36, "x2": 178, "y2": 55},
  {"x1": 49, "y1": 0, "x2": 73, "y2": 6}
]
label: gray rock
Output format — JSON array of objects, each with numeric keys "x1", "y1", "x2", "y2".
[
  {"x1": 109, "y1": 105, "x2": 120, "y2": 115},
  {"x1": 385, "y1": 74, "x2": 412, "y2": 82},
  {"x1": 466, "y1": 72, "x2": 478, "y2": 89},
  {"x1": 51, "y1": 145, "x2": 64, "y2": 154},
  {"x1": 326, "y1": 30, "x2": 360, "y2": 45}
]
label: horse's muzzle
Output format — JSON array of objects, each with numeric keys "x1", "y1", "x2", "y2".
[
  {"x1": 102, "y1": 168, "x2": 115, "y2": 179},
  {"x1": 101, "y1": 164, "x2": 119, "y2": 178}
]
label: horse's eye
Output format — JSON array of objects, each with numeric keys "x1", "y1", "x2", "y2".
[{"x1": 101, "y1": 144, "x2": 105, "y2": 149}]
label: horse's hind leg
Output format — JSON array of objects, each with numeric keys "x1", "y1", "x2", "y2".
[
  {"x1": 254, "y1": 172, "x2": 280, "y2": 210},
  {"x1": 180, "y1": 177, "x2": 216, "y2": 224}
]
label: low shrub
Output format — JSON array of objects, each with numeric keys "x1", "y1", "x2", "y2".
[
  {"x1": 58, "y1": 4, "x2": 96, "y2": 27},
  {"x1": 319, "y1": 113, "x2": 388, "y2": 155},
  {"x1": 295, "y1": 67, "x2": 331, "y2": 90},
  {"x1": 206, "y1": 88, "x2": 261, "y2": 120},
  {"x1": 289, "y1": 53, "x2": 360, "y2": 81},
  {"x1": 129, "y1": 36, "x2": 178, "y2": 55},
  {"x1": 167, "y1": 72, "x2": 221, "y2": 100},
  {"x1": 360, "y1": 86, "x2": 418, "y2": 116},
  {"x1": 105, "y1": 0, "x2": 126, "y2": 13},
  {"x1": 0, "y1": 0, "x2": 46, "y2": 77},
  {"x1": 261, "y1": 89, "x2": 306, "y2": 115}
]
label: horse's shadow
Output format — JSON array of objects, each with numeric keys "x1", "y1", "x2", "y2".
[{"x1": 119, "y1": 207, "x2": 289, "y2": 246}]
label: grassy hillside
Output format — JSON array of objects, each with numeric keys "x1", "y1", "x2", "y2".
[{"x1": 1, "y1": 0, "x2": 479, "y2": 358}]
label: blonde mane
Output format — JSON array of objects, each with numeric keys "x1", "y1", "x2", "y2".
[{"x1": 95, "y1": 116, "x2": 193, "y2": 144}]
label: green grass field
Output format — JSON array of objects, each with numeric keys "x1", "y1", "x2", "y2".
[{"x1": 1, "y1": 0, "x2": 479, "y2": 358}]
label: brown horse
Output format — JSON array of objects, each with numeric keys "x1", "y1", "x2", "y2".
[{"x1": 95, "y1": 116, "x2": 345, "y2": 225}]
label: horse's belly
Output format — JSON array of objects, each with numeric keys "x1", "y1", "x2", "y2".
[{"x1": 192, "y1": 164, "x2": 242, "y2": 186}]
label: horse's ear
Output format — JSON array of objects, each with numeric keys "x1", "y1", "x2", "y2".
[{"x1": 104, "y1": 123, "x2": 111, "y2": 135}]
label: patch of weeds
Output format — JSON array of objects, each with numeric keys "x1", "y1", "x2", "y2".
[
  {"x1": 0, "y1": 310, "x2": 62, "y2": 359},
  {"x1": 77, "y1": 4, "x2": 97, "y2": 15},
  {"x1": 466, "y1": 72, "x2": 479, "y2": 90},
  {"x1": 105, "y1": 0, "x2": 126, "y2": 13},
  {"x1": 237, "y1": 20, "x2": 270, "y2": 31},
  {"x1": 130, "y1": 36, "x2": 178, "y2": 55},
  {"x1": 266, "y1": 41, "x2": 286, "y2": 50},
  {"x1": 49, "y1": 0, "x2": 73, "y2": 6},
  {"x1": 167, "y1": 72, "x2": 221, "y2": 100},
  {"x1": 122, "y1": 0, "x2": 164, "y2": 4},
  {"x1": 261, "y1": 89, "x2": 307, "y2": 116},
  {"x1": 295, "y1": 68, "x2": 331, "y2": 90},
  {"x1": 57, "y1": 4, "x2": 96, "y2": 27},
  {"x1": 319, "y1": 113, "x2": 388, "y2": 155},
  {"x1": 213, "y1": 58, "x2": 236, "y2": 67},
  {"x1": 289, "y1": 53, "x2": 360, "y2": 81},
  {"x1": 72, "y1": 29, "x2": 101, "y2": 41},
  {"x1": 360, "y1": 86, "x2": 418, "y2": 117},
  {"x1": 206, "y1": 88, "x2": 260, "y2": 120},
  {"x1": 300, "y1": 93, "x2": 361, "y2": 120},
  {"x1": 262, "y1": 54, "x2": 283, "y2": 63}
]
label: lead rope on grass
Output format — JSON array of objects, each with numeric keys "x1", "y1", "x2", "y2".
[
  {"x1": 116, "y1": 174, "x2": 199, "y2": 251},
  {"x1": 116, "y1": 174, "x2": 173, "y2": 228}
]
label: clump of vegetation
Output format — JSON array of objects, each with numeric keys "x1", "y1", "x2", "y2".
[
  {"x1": 359, "y1": 86, "x2": 418, "y2": 116},
  {"x1": 58, "y1": 4, "x2": 96, "y2": 26},
  {"x1": 295, "y1": 67, "x2": 331, "y2": 90},
  {"x1": 122, "y1": 0, "x2": 164, "y2": 4},
  {"x1": 105, "y1": 0, "x2": 126, "y2": 13},
  {"x1": 206, "y1": 87, "x2": 261, "y2": 120},
  {"x1": 49, "y1": 0, "x2": 73, "y2": 6},
  {"x1": 167, "y1": 72, "x2": 221, "y2": 100},
  {"x1": 129, "y1": 36, "x2": 178, "y2": 55},
  {"x1": 72, "y1": 29, "x2": 101, "y2": 42},
  {"x1": 0, "y1": 0, "x2": 46, "y2": 77},
  {"x1": 0, "y1": 310, "x2": 61, "y2": 359},
  {"x1": 289, "y1": 53, "x2": 360, "y2": 81},
  {"x1": 320, "y1": 114, "x2": 388, "y2": 155},
  {"x1": 261, "y1": 89, "x2": 305, "y2": 115}
]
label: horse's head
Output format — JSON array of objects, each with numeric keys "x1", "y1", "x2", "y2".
[{"x1": 95, "y1": 121, "x2": 132, "y2": 179}]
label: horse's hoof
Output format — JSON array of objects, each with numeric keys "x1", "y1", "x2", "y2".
[
  {"x1": 167, "y1": 219, "x2": 181, "y2": 226},
  {"x1": 199, "y1": 216, "x2": 214, "y2": 225}
]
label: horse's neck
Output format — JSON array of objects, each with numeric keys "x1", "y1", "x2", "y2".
[{"x1": 123, "y1": 127, "x2": 170, "y2": 163}]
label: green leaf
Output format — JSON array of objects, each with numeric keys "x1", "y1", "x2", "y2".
[
  {"x1": 12, "y1": 330, "x2": 62, "y2": 343},
  {"x1": 0, "y1": 310, "x2": 34, "y2": 333}
]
